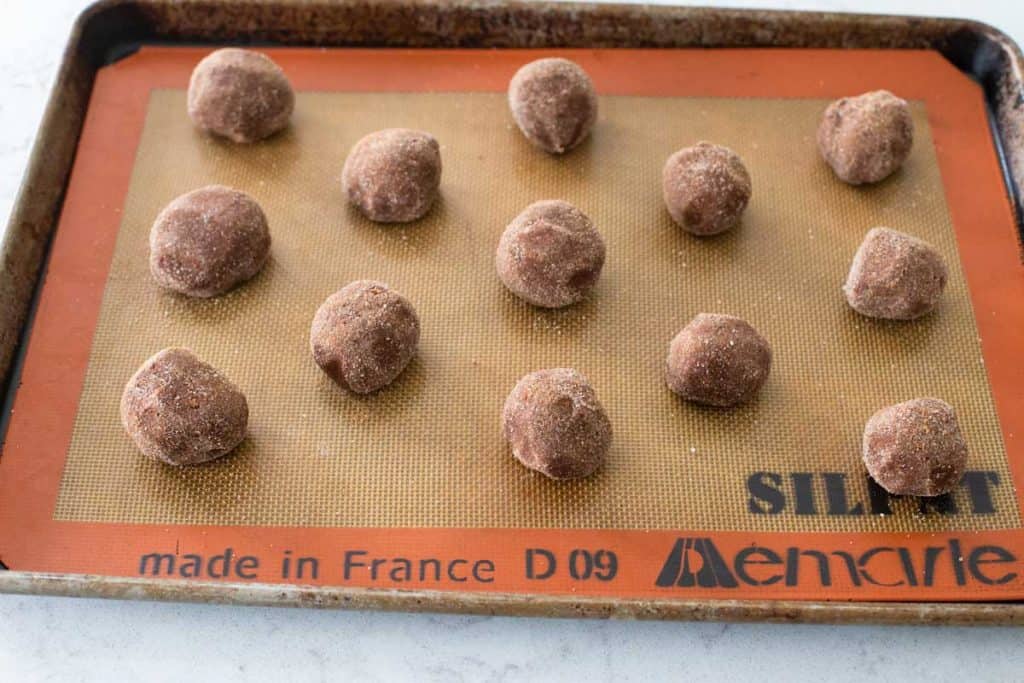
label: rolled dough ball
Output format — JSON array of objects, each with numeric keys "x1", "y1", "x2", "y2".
[
  {"x1": 863, "y1": 398, "x2": 968, "y2": 497},
  {"x1": 662, "y1": 142, "x2": 752, "y2": 236},
  {"x1": 150, "y1": 185, "x2": 271, "y2": 298},
  {"x1": 187, "y1": 48, "x2": 294, "y2": 143},
  {"x1": 342, "y1": 128, "x2": 442, "y2": 223},
  {"x1": 502, "y1": 368, "x2": 612, "y2": 480},
  {"x1": 495, "y1": 200, "x2": 605, "y2": 308},
  {"x1": 120, "y1": 348, "x2": 248, "y2": 466},
  {"x1": 844, "y1": 227, "x2": 947, "y2": 320},
  {"x1": 508, "y1": 58, "x2": 598, "y2": 154},
  {"x1": 818, "y1": 90, "x2": 913, "y2": 185},
  {"x1": 666, "y1": 313, "x2": 772, "y2": 408},
  {"x1": 310, "y1": 280, "x2": 420, "y2": 394}
]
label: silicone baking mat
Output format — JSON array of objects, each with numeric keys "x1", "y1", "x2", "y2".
[{"x1": 1, "y1": 47, "x2": 1023, "y2": 602}]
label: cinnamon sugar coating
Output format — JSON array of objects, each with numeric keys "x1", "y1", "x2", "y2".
[
  {"x1": 862, "y1": 398, "x2": 968, "y2": 497},
  {"x1": 508, "y1": 58, "x2": 598, "y2": 154},
  {"x1": 844, "y1": 227, "x2": 947, "y2": 320},
  {"x1": 666, "y1": 313, "x2": 772, "y2": 408},
  {"x1": 502, "y1": 368, "x2": 611, "y2": 480},
  {"x1": 149, "y1": 185, "x2": 271, "y2": 298},
  {"x1": 818, "y1": 90, "x2": 913, "y2": 185},
  {"x1": 662, "y1": 142, "x2": 752, "y2": 236},
  {"x1": 187, "y1": 48, "x2": 294, "y2": 143},
  {"x1": 310, "y1": 280, "x2": 420, "y2": 394},
  {"x1": 342, "y1": 128, "x2": 442, "y2": 223},
  {"x1": 495, "y1": 200, "x2": 605, "y2": 308},
  {"x1": 120, "y1": 348, "x2": 248, "y2": 466}
]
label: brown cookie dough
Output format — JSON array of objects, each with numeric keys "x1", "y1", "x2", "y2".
[
  {"x1": 342, "y1": 128, "x2": 442, "y2": 223},
  {"x1": 187, "y1": 48, "x2": 294, "y2": 143},
  {"x1": 508, "y1": 58, "x2": 598, "y2": 154},
  {"x1": 844, "y1": 227, "x2": 947, "y2": 320},
  {"x1": 662, "y1": 142, "x2": 752, "y2": 236},
  {"x1": 150, "y1": 185, "x2": 271, "y2": 298},
  {"x1": 862, "y1": 398, "x2": 968, "y2": 497},
  {"x1": 310, "y1": 280, "x2": 420, "y2": 394},
  {"x1": 818, "y1": 90, "x2": 913, "y2": 185},
  {"x1": 495, "y1": 200, "x2": 605, "y2": 308},
  {"x1": 502, "y1": 368, "x2": 612, "y2": 480},
  {"x1": 666, "y1": 313, "x2": 772, "y2": 408},
  {"x1": 120, "y1": 348, "x2": 248, "y2": 466}
]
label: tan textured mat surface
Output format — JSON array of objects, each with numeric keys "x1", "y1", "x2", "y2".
[{"x1": 53, "y1": 89, "x2": 1013, "y2": 531}]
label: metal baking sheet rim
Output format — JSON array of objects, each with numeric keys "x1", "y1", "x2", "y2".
[
  {"x1": 2, "y1": 572, "x2": 1023, "y2": 624},
  {"x1": 2, "y1": 0, "x2": 1024, "y2": 624}
]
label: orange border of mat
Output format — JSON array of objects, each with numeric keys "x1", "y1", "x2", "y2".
[{"x1": 1, "y1": 47, "x2": 1023, "y2": 602}]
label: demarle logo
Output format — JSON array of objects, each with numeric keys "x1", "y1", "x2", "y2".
[
  {"x1": 656, "y1": 538, "x2": 738, "y2": 588},
  {"x1": 655, "y1": 536, "x2": 1019, "y2": 589}
]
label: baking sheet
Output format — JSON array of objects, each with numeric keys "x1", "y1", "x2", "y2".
[{"x1": 2, "y1": 47, "x2": 1023, "y2": 603}]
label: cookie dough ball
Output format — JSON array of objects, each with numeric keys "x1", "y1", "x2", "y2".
[
  {"x1": 342, "y1": 128, "x2": 441, "y2": 223},
  {"x1": 121, "y1": 348, "x2": 248, "y2": 466},
  {"x1": 150, "y1": 185, "x2": 271, "y2": 298},
  {"x1": 844, "y1": 227, "x2": 947, "y2": 320},
  {"x1": 818, "y1": 90, "x2": 913, "y2": 185},
  {"x1": 310, "y1": 280, "x2": 420, "y2": 394},
  {"x1": 495, "y1": 200, "x2": 605, "y2": 308},
  {"x1": 508, "y1": 58, "x2": 598, "y2": 154},
  {"x1": 187, "y1": 48, "x2": 294, "y2": 143},
  {"x1": 502, "y1": 368, "x2": 612, "y2": 480},
  {"x1": 662, "y1": 142, "x2": 752, "y2": 236},
  {"x1": 666, "y1": 313, "x2": 772, "y2": 408},
  {"x1": 863, "y1": 398, "x2": 968, "y2": 497}
]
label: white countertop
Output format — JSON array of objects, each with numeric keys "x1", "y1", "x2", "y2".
[{"x1": 2, "y1": 1, "x2": 1024, "y2": 680}]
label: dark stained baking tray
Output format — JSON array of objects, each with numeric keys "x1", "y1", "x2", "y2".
[{"x1": 2, "y1": 0, "x2": 1024, "y2": 625}]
